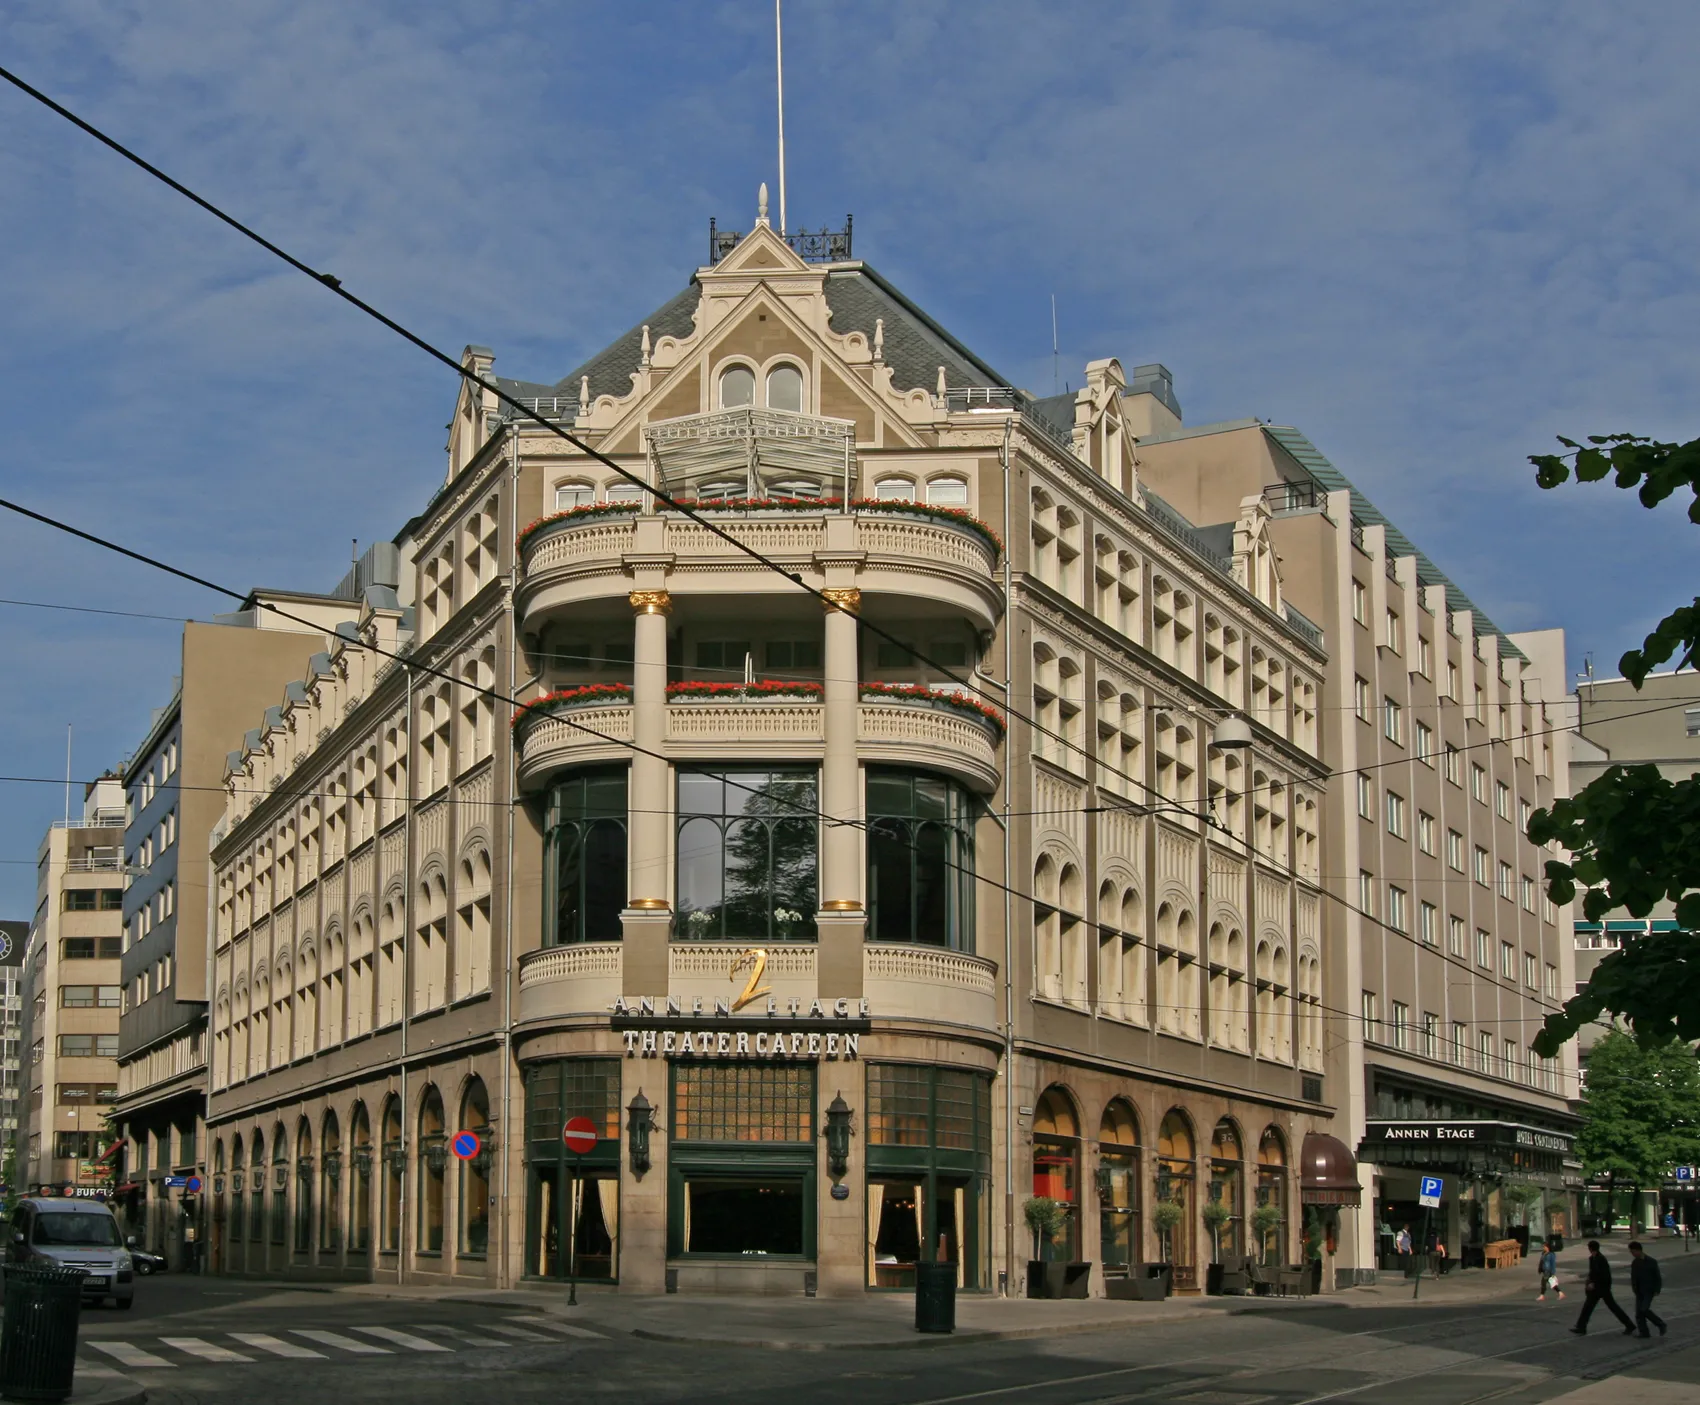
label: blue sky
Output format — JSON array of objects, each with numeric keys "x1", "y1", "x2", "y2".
[{"x1": 0, "y1": 1, "x2": 1695, "y2": 916}]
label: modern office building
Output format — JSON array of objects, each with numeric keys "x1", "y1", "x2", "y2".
[
  {"x1": 114, "y1": 600, "x2": 344, "y2": 1263},
  {"x1": 1135, "y1": 429, "x2": 1579, "y2": 1262},
  {"x1": 0, "y1": 920, "x2": 27, "y2": 1191},
  {"x1": 198, "y1": 199, "x2": 1577, "y2": 1295},
  {"x1": 24, "y1": 778, "x2": 126, "y2": 1195}
]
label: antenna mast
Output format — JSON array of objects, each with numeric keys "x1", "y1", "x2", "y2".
[
  {"x1": 775, "y1": 0, "x2": 788, "y2": 236},
  {"x1": 1051, "y1": 294, "x2": 1059, "y2": 395}
]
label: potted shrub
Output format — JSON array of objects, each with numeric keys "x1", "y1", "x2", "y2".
[
  {"x1": 1202, "y1": 1200, "x2": 1232, "y2": 1294},
  {"x1": 1024, "y1": 1196, "x2": 1070, "y2": 1298},
  {"x1": 1251, "y1": 1203, "x2": 1284, "y2": 1265},
  {"x1": 1150, "y1": 1198, "x2": 1185, "y2": 1296}
]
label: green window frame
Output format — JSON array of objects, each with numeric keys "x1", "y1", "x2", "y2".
[
  {"x1": 545, "y1": 768, "x2": 628, "y2": 946},
  {"x1": 866, "y1": 769, "x2": 977, "y2": 950},
  {"x1": 676, "y1": 769, "x2": 818, "y2": 942}
]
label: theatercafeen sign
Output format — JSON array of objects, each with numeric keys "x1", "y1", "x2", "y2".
[{"x1": 610, "y1": 947, "x2": 870, "y2": 1060}]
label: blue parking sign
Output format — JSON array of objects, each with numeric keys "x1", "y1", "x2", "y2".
[
  {"x1": 1418, "y1": 1176, "x2": 1444, "y2": 1207},
  {"x1": 1678, "y1": 1166, "x2": 1694, "y2": 1182}
]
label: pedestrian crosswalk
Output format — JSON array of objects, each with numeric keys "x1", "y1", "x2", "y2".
[{"x1": 83, "y1": 1316, "x2": 607, "y2": 1369}]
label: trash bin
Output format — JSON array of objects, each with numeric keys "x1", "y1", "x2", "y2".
[
  {"x1": 0, "y1": 1265, "x2": 86, "y2": 1403},
  {"x1": 915, "y1": 1261, "x2": 957, "y2": 1335}
]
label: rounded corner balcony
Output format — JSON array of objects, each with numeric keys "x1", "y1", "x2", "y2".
[
  {"x1": 513, "y1": 680, "x2": 1001, "y2": 793},
  {"x1": 515, "y1": 408, "x2": 1004, "y2": 629}
]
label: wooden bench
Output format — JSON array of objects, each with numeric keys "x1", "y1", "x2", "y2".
[{"x1": 1483, "y1": 1239, "x2": 1521, "y2": 1269}]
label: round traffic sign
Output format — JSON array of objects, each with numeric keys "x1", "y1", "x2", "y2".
[
  {"x1": 562, "y1": 1116, "x2": 598, "y2": 1155},
  {"x1": 451, "y1": 1131, "x2": 482, "y2": 1161},
  {"x1": 185, "y1": 1175, "x2": 203, "y2": 1194}
]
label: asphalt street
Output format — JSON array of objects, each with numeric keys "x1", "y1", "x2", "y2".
[{"x1": 59, "y1": 1246, "x2": 1700, "y2": 1405}]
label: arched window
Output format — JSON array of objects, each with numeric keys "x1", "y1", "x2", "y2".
[
  {"x1": 230, "y1": 1134, "x2": 245, "y2": 1256},
  {"x1": 349, "y1": 1103, "x2": 372, "y2": 1256},
  {"x1": 867, "y1": 769, "x2": 975, "y2": 950},
  {"x1": 270, "y1": 1122, "x2": 288, "y2": 1248},
  {"x1": 1208, "y1": 1119, "x2": 1244, "y2": 1260},
  {"x1": 320, "y1": 1109, "x2": 342, "y2": 1255},
  {"x1": 294, "y1": 1119, "x2": 315, "y2": 1256},
  {"x1": 459, "y1": 1079, "x2": 491, "y2": 1256},
  {"x1": 718, "y1": 364, "x2": 755, "y2": 409},
  {"x1": 765, "y1": 363, "x2": 804, "y2": 412},
  {"x1": 1156, "y1": 1110, "x2": 1196, "y2": 1285},
  {"x1": 1030, "y1": 1087, "x2": 1080, "y2": 1263},
  {"x1": 418, "y1": 1086, "x2": 447, "y2": 1254},
  {"x1": 547, "y1": 768, "x2": 628, "y2": 946},
  {"x1": 249, "y1": 1132, "x2": 266, "y2": 1244},
  {"x1": 1098, "y1": 1100, "x2": 1141, "y2": 1278},
  {"x1": 605, "y1": 480, "x2": 644, "y2": 504},
  {"x1": 925, "y1": 476, "x2": 968, "y2": 507},
  {"x1": 1256, "y1": 1128, "x2": 1288, "y2": 1265},
  {"x1": 555, "y1": 480, "x2": 595, "y2": 511},
  {"x1": 380, "y1": 1098, "x2": 402, "y2": 1253},
  {"x1": 874, "y1": 476, "x2": 916, "y2": 501}
]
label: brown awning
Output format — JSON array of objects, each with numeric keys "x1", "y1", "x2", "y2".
[{"x1": 1301, "y1": 1132, "x2": 1362, "y2": 1207}]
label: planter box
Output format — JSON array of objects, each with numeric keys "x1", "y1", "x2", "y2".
[{"x1": 1026, "y1": 1261, "x2": 1093, "y2": 1299}]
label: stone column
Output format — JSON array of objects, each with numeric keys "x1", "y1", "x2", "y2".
[
  {"x1": 623, "y1": 589, "x2": 672, "y2": 997},
  {"x1": 817, "y1": 587, "x2": 865, "y2": 999}
]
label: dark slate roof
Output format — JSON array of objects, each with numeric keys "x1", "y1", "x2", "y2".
[
  {"x1": 822, "y1": 267, "x2": 1013, "y2": 395},
  {"x1": 491, "y1": 261, "x2": 1017, "y2": 413},
  {"x1": 1265, "y1": 425, "x2": 1523, "y2": 660},
  {"x1": 1028, "y1": 392, "x2": 1076, "y2": 441}
]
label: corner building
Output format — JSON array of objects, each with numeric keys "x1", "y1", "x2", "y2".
[{"x1": 207, "y1": 206, "x2": 1359, "y2": 1296}]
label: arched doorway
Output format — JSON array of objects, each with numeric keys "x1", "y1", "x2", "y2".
[
  {"x1": 459, "y1": 1079, "x2": 491, "y2": 1258},
  {"x1": 418, "y1": 1087, "x2": 447, "y2": 1256},
  {"x1": 320, "y1": 1109, "x2": 342, "y2": 1259},
  {"x1": 1256, "y1": 1127, "x2": 1288, "y2": 1265},
  {"x1": 1156, "y1": 1110, "x2": 1197, "y2": 1290},
  {"x1": 349, "y1": 1103, "x2": 372, "y2": 1261},
  {"x1": 1098, "y1": 1100, "x2": 1141, "y2": 1280},
  {"x1": 1031, "y1": 1087, "x2": 1081, "y2": 1262},
  {"x1": 294, "y1": 1119, "x2": 314, "y2": 1258},
  {"x1": 1209, "y1": 1119, "x2": 1244, "y2": 1261}
]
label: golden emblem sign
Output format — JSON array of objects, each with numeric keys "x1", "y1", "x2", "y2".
[{"x1": 729, "y1": 948, "x2": 771, "y2": 1012}]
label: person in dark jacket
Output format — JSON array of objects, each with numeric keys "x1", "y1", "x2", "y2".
[
  {"x1": 1629, "y1": 1241, "x2": 1667, "y2": 1338},
  {"x1": 1570, "y1": 1240, "x2": 1636, "y2": 1335}
]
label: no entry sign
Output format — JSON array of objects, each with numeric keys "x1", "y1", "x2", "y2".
[
  {"x1": 562, "y1": 1116, "x2": 599, "y2": 1155},
  {"x1": 451, "y1": 1131, "x2": 482, "y2": 1162}
]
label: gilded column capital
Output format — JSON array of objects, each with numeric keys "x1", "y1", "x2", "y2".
[
  {"x1": 821, "y1": 587, "x2": 862, "y2": 616},
  {"x1": 629, "y1": 589, "x2": 673, "y2": 616}
]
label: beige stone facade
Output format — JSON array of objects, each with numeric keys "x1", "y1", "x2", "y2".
[{"x1": 199, "y1": 208, "x2": 1572, "y2": 1297}]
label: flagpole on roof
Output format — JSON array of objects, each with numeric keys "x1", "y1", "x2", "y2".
[{"x1": 776, "y1": 0, "x2": 787, "y2": 237}]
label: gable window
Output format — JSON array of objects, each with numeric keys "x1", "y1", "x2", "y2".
[
  {"x1": 765, "y1": 363, "x2": 804, "y2": 412},
  {"x1": 925, "y1": 476, "x2": 969, "y2": 507},
  {"x1": 875, "y1": 477, "x2": 916, "y2": 501},
  {"x1": 719, "y1": 365, "x2": 756, "y2": 409},
  {"x1": 555, "y1": 481, "x2": 595, "y2": 511}
]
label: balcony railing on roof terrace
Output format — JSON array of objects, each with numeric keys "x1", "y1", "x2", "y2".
[
  {"x1": 708, "y1": 216, "x2": 852, "y2": 265},
  {"x1": 645, "y1": 406, "x2": 856, "y2": 503}
]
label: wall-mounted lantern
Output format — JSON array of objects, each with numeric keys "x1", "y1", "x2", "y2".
[
  {"x1": 1095, "y1": 1161, "x2": 1114, "y2": 1203},
  {"x1": 322, "y1": 1149, "x2": 342, "y2": 1188},
  {"x1": 627, "y1": 1091, "x2": 656, "y2": 1179},
  {"x1": 823, "y1": 1093, "x2": 853, "y2": 1183}
]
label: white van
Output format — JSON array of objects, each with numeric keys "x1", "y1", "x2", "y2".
[{"x1": 6, "y1": 1198, "x2": 135, "y2": 1308}]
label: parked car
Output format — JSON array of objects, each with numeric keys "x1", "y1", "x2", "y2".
[
  {"x1": 126, "y1": 1238, "x2": 167, "y2": 1275},
  {"x1": 6, "y1": 1197, "x2": 135, "y2": 1308}
]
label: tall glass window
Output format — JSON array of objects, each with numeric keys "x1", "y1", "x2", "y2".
[
  {"x1": 669, "y1": 1064, "x2": 815, "y2": 1259},
  {"x1": 547, "y1": 769, "x2": 627, "y2": 946},
  {"x1": 270, "y1": 1128, "x2": 288, "y2": 1246},
  {"x1": 293, "y1": 1120, "x2": 314, "y2": 1255},
  {"x1": 867, "y1": 769, "x2": 976, "y2": 949},
  {"x1": 676, "y1": 769, "x2": 818, "y2": 941},
  {"x1": 319, "y1": 1110, "x2": 341, "y2": 1255},
  {"x1": 525, "y1": 1060, "x2": 621, "y2": 1281},
  {"x1": 459, "y1": 1079, "x2": 491, "y2": 1257},
  {"x1": 248, "y1": 1134, "x2": 265, "y2": 1243},
  {"x1": 380, "y1": 1098, "x2": 403, "y2": 1253},
  {"x1": 1030, "y1": 1087, "x2": 1080, "y2": 1263},
  {"x1": 229, "y1": 1135, "x2": 245, "y2": 1259},
  {"x1": 866, "y1": 1063, "x2": 992, "y2": 1289},
  {"x1": 418, "y1": 1087, "x2": 447, "y2": 1254},
  {"x1": 349, "y1": 1103, "x2": 372, "y2": 1255},
  {"x1": 1098, "y1": 1100, "x2": 1141, "y2": 1278},
  {"x1": 1208, "y1": 1119, "x2": 1243, "y2": 1260}
]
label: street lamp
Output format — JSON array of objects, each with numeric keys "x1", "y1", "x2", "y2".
[
  {"x1": 1210, "y1": 713, "x2": 1254, "y2": 751},
  {"x1": 626, "y1": 1092, "x2": 655, "y2": 1179},
  {"x1": 822, "y1": 1094, "x2": 853, "y2": 1183}
]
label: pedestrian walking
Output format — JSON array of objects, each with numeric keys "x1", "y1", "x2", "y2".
[
  {"x1": 1537, "y1": 1240, "x2": 1564, "y2": 1302},
  {"x1": 1570, "y1": 1239, "x2": 1636, "y2": 1335},
  {"x1": 1629, "y1": 1241, "x2": 1667, "y2": 1338}
]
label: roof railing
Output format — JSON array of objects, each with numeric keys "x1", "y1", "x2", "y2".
[
  {"x1": 708, "y1": 216, "x2": 853, "y2": 265},
  {"x1": 1261, "y1": 481, "x2": 1323, "y2": 514}
]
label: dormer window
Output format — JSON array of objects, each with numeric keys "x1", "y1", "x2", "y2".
[
  {"x1": 719, "y1": 365, "x2": 756, "y2": 409},
  {"x1": 766, "y1": 363, "x2": 804, "y2": 412}
]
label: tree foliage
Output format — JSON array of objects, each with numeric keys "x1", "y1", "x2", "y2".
[
  {"x1": 1527, "y1": 433, "x2": 1700, "y2": 1055},
  {"x1": 1574, "y1": 1031, "x2": 1700, "y2": 1189}
]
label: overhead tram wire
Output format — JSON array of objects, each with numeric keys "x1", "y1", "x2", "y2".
[{"x1": 0, "y1": 63, "x2": 1195, "y2": 821}]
